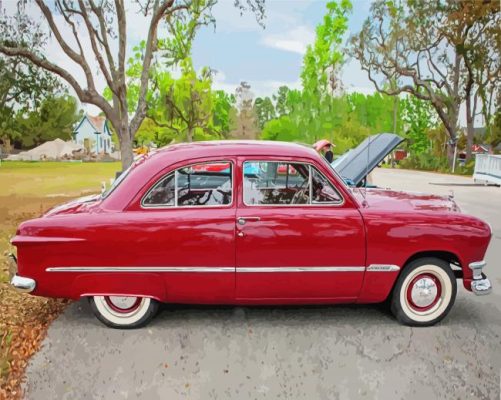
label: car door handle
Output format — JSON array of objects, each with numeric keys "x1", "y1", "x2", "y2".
[{"x1": 237, "y1": 217, "x2": 261, "y2": 225}]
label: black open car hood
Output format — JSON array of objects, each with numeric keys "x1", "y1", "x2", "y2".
[{"x1": 332, "y1": 133, "x2": 404, "y2": 186}]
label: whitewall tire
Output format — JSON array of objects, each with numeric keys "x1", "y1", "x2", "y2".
[
  {"x1": 89, "y1": 295, "x2": 159, "y2": 329},
  {"x1": 391, "y1": 257, "x2": 457, "y2": 326}
]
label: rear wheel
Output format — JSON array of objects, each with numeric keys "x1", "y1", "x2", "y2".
[
  {"x1": 89, "y1": 295, "x2": 159, "y2": 329},
  {"x1": 391, "y1": 257, "x2": 457, "y2": 326}
]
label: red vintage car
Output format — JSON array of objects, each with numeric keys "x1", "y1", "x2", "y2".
[{"x1": 9, "y1": 141, "x2": 492, "y2": 328}]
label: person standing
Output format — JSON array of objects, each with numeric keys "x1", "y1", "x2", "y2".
[
  {"x1": 323, "y1": 143, "x2": 334, "y2": 163},
  {"x1": 313, "y1": 139, "x2": 334, "y2": 163}
]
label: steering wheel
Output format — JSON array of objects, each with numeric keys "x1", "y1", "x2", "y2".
[
  {"x1": 290, "y1": 179, "x2": 309, "y2": 204},
  {"x1": 216, "y1": 189, "x2": 231, "y2": 204},
  {"x1": 197, "y1": 190, "x2": 213, "y2": 205}
]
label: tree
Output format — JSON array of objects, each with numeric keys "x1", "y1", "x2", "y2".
[
  {"x1": 456, "y1": 2, "x2": 501, "y2": 159},
  {"x1": 485, "y1": 101, "x2": 501, "y2": 149},
  {"x1": 261, "y1": 116, "x2": 299, "y2": 142},
  {"x1": 0, "y1": 12, "x2": 63, "y2": 151},
  {"x1": 273, "y1": 86, "x2": 291, "y2": 117},
  {"x1": 254, "y1": 97, "x2": 275, "y2": 129},
  {"x1": 401, "y1": 95, "x2": 437, "y2": 155},
  {"x1": 8, "y1": 95, "x2": 81, "y2": 149},
  {"x1": 212, "y1": 90, "x2": 236, "y2": 137},
  {"x1": 159, "y1": 58, "x2": 214, "y2": 142},
  {"x1": 230, "y1": 82, "x2": 259, "y2": 140},
  {"x1": 300, "y1": 0, "x2": 352, "y2": 142},
  {"x1": 351, "y1": 0, "x2": 500, "y2": 166},
  {"x1": 0, "y1": 0, "x2": 265, "y2": 170}
]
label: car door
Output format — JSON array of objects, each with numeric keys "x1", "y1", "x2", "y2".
[
  {"x1": 235, "y1": 157, "x2": 366, "y2": 302},
  {"x1": 116, "y1": 159, "x2": 237, "y2": 303}
]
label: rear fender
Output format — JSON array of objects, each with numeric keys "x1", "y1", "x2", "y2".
[{"x1": 72, "y1": 273, "x2": 166, "y2": 301}]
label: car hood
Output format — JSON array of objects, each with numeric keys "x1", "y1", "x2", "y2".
[
  {"x1": 332, "y1": 133, "x2": 404, "y2": 187},
  {"x1": 355, "y1": 189, "x2": 461, "y2": 213},
  {"x1": 43, "y1": 194, "x2": 102, "y2": 217}
]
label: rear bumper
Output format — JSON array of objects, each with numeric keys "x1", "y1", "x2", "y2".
[
  {"x1": 10, "y1": 274, "x2": 36, "y2": 293},
  {"x1": 469, "y1": 261, "x2": 492, "y2": 296},
  {"x1": 7, "y1": 253, "x2": 36, "y2": 293}
]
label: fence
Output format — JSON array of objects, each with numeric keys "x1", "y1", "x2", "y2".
[{"x1": 473, "y1": 154, "x2": 501, "y2": 185}]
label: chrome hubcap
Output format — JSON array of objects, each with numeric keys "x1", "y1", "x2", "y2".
[
  {"x1": 108, "y1": 296, "x2": 138, "y2": 310},
  {"x1": 410, "y1": 277, "x2": 438, "y2": 308}
]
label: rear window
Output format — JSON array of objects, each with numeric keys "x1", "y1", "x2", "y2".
[{"x1": 101, "y1": 164, "x2": 133, "y2": 199}]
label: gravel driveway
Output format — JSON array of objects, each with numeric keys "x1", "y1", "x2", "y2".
[{"x1": 23, "y1": 168, "x2": 501, "y2": 400}]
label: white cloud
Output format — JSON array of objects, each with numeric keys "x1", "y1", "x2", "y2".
[
  {"x1": 261, "y1": 26, "x2": 315, "y2": 55},
  {"x1": 213, "y1": 71, "x2": 301, "y2": 98}
]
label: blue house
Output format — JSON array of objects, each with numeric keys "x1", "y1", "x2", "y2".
[{"x1": 73, "y1": 114, "x2": 113, "y2": 154}]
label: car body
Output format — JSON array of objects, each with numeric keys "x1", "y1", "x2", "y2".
[{"x1": 9, "y1": 140, "x2": 492, "y2": 328}]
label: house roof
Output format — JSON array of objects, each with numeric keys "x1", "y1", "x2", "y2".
[
  {"x1": 87, "y1": 115, "x2": 107, "y2": 133},
  {"x1": 74, "y1": 114, "x2": 109, "y2": 135}
]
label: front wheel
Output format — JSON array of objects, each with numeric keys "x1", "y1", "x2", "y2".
[
  {"x1": 89, "y1": 295, "x2": 159, "y2": 329},
  {"x1": 391, "y1": 257, "x2": 457, "y2": 326}
]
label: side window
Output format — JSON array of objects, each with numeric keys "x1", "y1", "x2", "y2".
[
  {"x1": 177, "y1": 162, "x2": 232, "y2": 206},
  {"x1": 243, "y1": 161, "x2": 310, "y2": 205},
  {"x1": 142, "y1": 173, "x2": 175, "y2": 207},
  {"x1": 142, "y1": 161, "x2": 232, "y2": 208},
  {"x1": 311, "y1": 167, "x2": 343, "y2": 204}
]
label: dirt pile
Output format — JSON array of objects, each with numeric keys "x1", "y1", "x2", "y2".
[{"x1": 7, "y1": 139, "x2": 83, "y2": 161}]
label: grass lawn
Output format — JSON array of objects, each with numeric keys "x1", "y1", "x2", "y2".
[{"x1": 0, "y1": 161, "x2": 120, "y2": 399}]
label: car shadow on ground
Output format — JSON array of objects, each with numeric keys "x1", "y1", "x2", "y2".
[{"x1": 65, "y1": 296, "x2": 498, "y2": 330}]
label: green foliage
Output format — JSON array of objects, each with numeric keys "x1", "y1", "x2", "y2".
[
  {"x1": 212, "y1": 90, "x2": 236, "y2": 137},
  {"x1": 485, "y1": 107, "x2": 501, "y2": 150},
  {"x1": 262, "y1": 87, "x2": 400, "y2": 154},
  {"x1": 1, "y1": 95, "x2": 81, "y2": 149},
  {"x1": 399, "y1": 153, "x2": 449, "y2": 172},
  {"x1": 129, "y1": 57, "x2": 237, "y2": 145},
  {"x1": 261, "y1": 116, "x2": 300, "y2": 142},
  {"x1": 254, "y1": 97, "x2": 276, "y2": 129},
  {"x1": 273, "y1": 86, "x2": 291, "y2": 117},
  {"x1": 301, "y1": 0, "x2": 352, "y2": 98},
  {"x1": 401, "y1": 95, "x2": 437, "y2": 155}
]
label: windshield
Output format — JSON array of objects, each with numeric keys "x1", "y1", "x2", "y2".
[
  {"x1": 319, "y1": 154, "x2": 349, "y2": 190},
  {"x1": 101, "y1": 164, "x2": 133, "y2": 199}
]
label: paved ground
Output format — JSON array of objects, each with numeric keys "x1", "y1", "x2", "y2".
[{"x1": 23, "y1": 169, "x2": 501, "y2": 400}]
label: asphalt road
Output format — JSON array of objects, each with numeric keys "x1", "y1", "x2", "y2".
[{"x1": 23, "y1": 168, "x2": 501, "y2": 400}]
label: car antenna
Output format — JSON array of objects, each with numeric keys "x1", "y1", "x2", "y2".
[{"x1": 362, "y1": 135, "x2": 372, "y2": 205}]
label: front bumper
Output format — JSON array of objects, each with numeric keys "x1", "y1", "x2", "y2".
[
  {"x1": 7, "y1": 253, "x2": 36, "y2": 293},
  {"x1": 469, "y1": 261, "x2": 492, "y2": 296}
]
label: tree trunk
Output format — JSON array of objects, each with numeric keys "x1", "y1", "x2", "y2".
[
  {"x1": 187, "y1": 127, "x2": 193, "y2": 142},
  {"x1": 118, "y1": 128, "x2": 134, "y2": 171},
  {"x1": 466, "y1": 100, "x2": 475, "y2": 161},
  {"x1": 444, "y1": 124, "x2": 458, "y2": 169},
  {"x1": 465, "y1": 97, "x2": 474, "y2": 162}
]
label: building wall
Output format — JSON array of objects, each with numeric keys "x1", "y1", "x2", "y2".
[{"x1": 73, "y1": 118, "x2": 113, "y2": 154}]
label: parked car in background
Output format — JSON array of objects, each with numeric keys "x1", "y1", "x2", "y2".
[{"x1": 10, "y1": 141, "x2": 492, "y2": 328}]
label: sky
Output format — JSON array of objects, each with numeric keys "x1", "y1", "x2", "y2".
[
  {"x1": 3, "y1": 0, "x2": 375, "y2": 111},
  {"x1": 190, "y1": 0, "x2": 375, "y2": 99}
]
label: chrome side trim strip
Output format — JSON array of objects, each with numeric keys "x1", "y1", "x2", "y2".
[
  {"x1": 46, "y1": 266, "x2": 366, "y2": 273},
  {"x1": 366, "y1": 264, "x2": 400, "y2": 272},
  {"x1": 237, "y1": 266, "x2": 365, "y2": 273},
  {"x1": 46, "y1": 266, "x2": 234, "y2": 273},
  {"x1": 47, "y1": 265, "x2": 398, "y2": 273}
]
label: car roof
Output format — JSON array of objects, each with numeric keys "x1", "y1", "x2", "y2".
[
  {"x1": 102, "y1": 140, "x2": 356, "y2": 210},
  {"x1": 150, "y1": 140, "x2": 318, "y2": 163}
]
